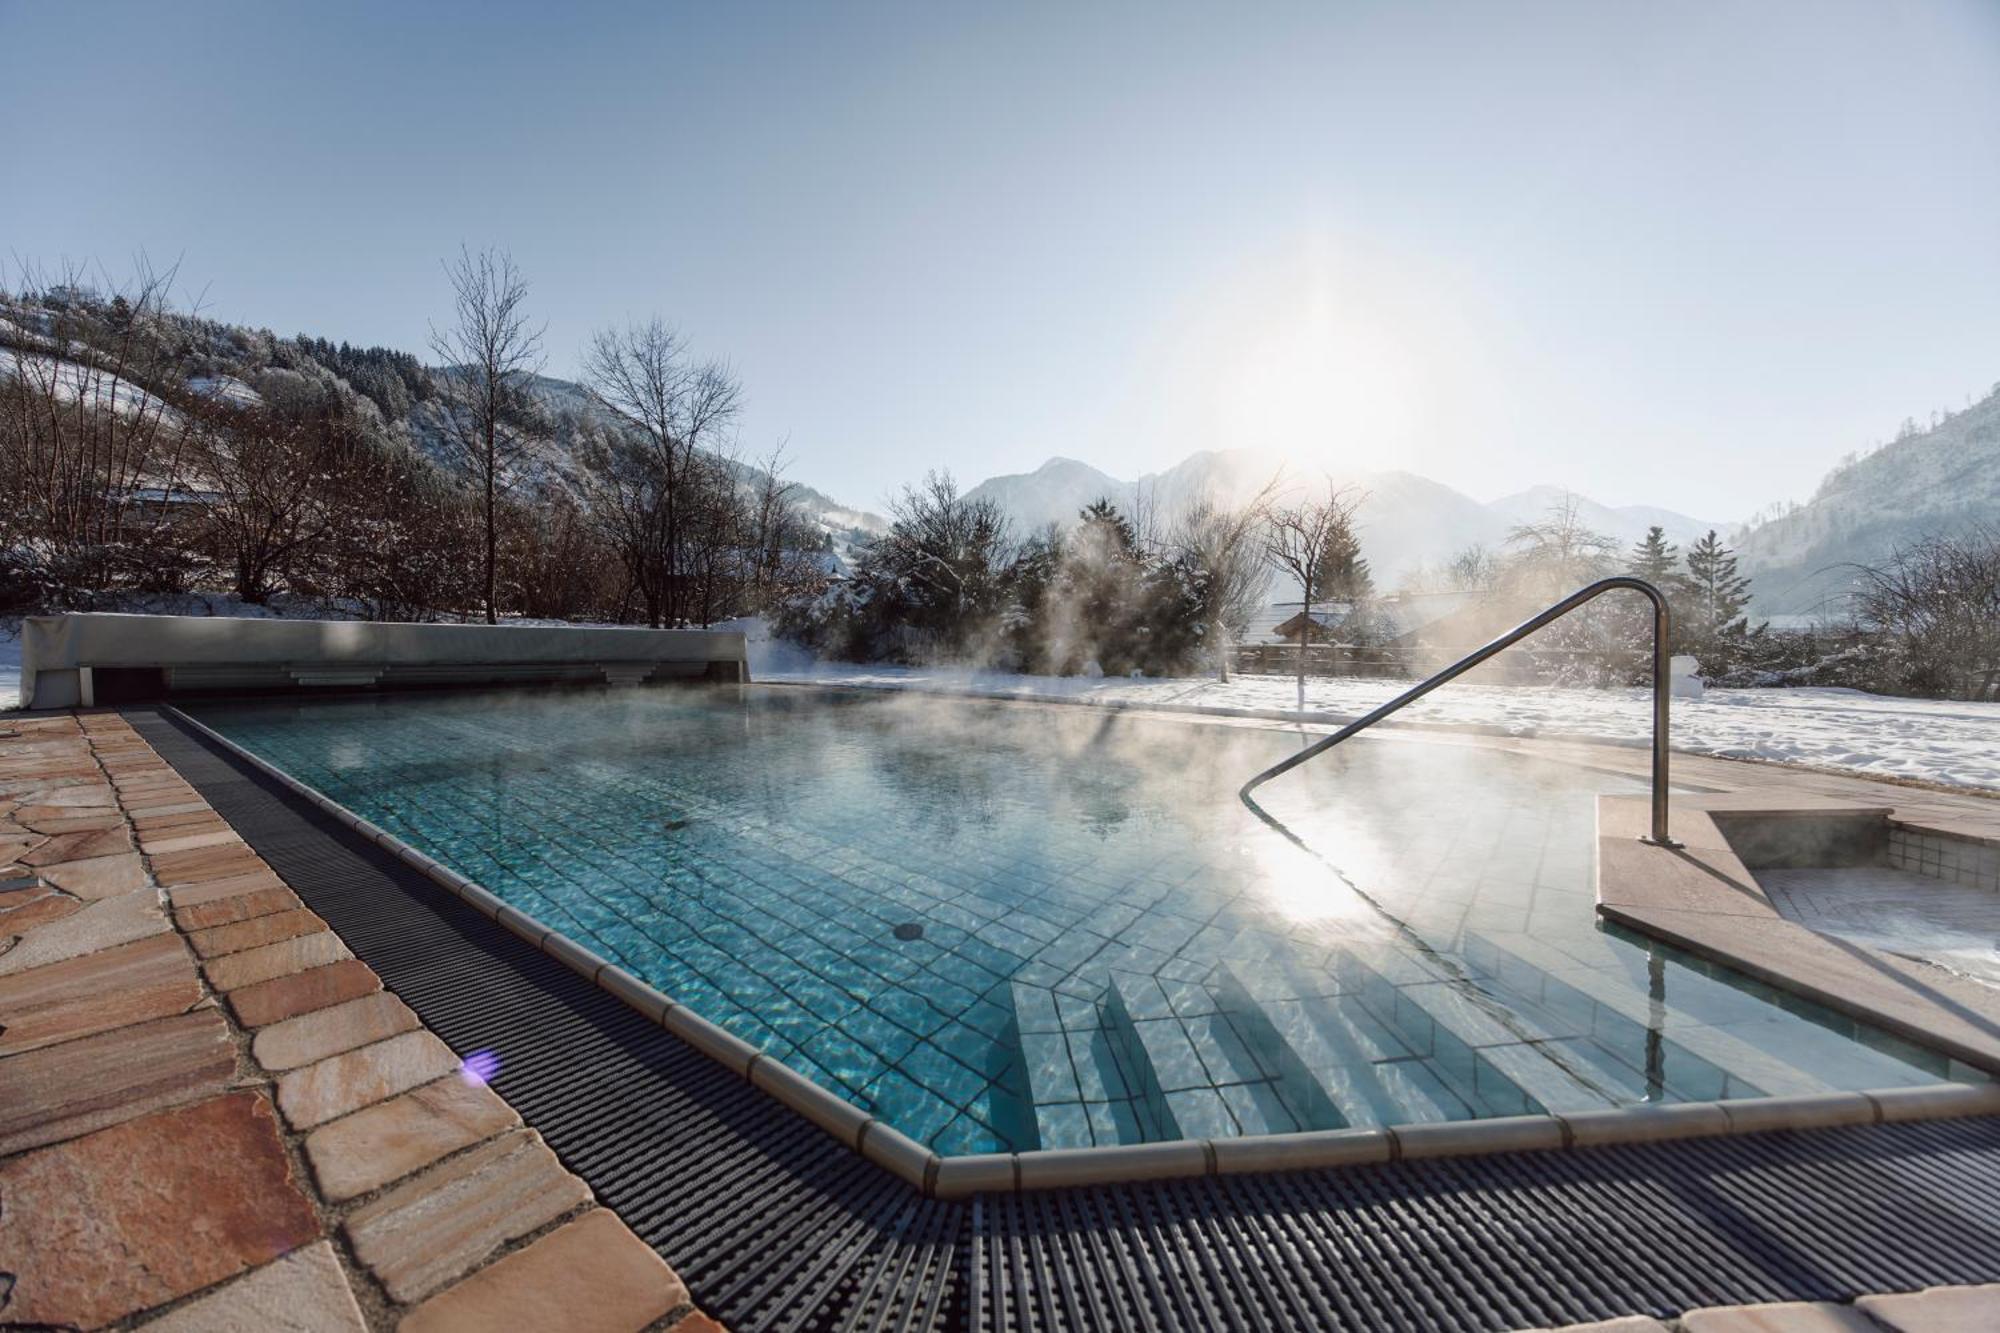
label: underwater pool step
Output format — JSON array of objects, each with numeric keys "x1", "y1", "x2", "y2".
[
  {"x1": 1224, "y1": 952, "x2": 1621, "y2": 1123},
  {"x1": 1464, "y1": 932, "x2": 1834, "y2": 1100},
  {"x1": 1008, "y1": 981, "x2": 1168, "y2": 1150},
  {"x1": 1095, "y1": 971, "x2": 1344, "y2": 1141}
]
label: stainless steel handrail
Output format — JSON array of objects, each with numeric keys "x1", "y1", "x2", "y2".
[{"x1": 1240, "y1": 576, "x2": 1680, "y2": 847}]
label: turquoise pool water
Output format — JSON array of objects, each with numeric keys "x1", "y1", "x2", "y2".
[{"x1": 188, "y1": 686, "x2": 1974, "y2": 1155}]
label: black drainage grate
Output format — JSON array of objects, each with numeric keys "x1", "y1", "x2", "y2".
[{"x1": 130, "y1": 706, "x2": 2000, "y2": 1333}]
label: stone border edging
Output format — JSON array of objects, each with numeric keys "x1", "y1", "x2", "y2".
[{"x1": 161, "y1": 706, "x2": 2000, "y2": 1201}]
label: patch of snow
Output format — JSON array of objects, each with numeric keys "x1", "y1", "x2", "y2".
[
  {"x1": 0, "y1": 621, "x2": 19, "y2": 709},
  {"x1": 0, "y1": 347, "x2": 176, "y2": 419},
  {"x1": 755, "y1": 651, "x2": 2000, "y2": 792},
  {"x1": 186, "y1": 374, "x2": 262, "y2": 408}
]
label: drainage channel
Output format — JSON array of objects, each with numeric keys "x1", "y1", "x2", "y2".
[{"x1": 129, "y1": 705, "x2": 2000, "y2": 1333}]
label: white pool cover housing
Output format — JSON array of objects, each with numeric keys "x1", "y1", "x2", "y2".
[{"x1": 18, "y1": 613, "x2": 749, "y2": 708}]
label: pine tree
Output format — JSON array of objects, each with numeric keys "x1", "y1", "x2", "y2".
[
  {"x1": 1685, "y1": 529, "x2": 1752, "y2": 647},
  {"x1": 1315, "y1": 537, "x2": 1373, "y2": 602},
  {"x1": 1628, "y1": 525, "x2": 1679, "y2": 584}
]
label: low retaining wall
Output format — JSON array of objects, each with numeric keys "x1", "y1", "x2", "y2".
[{"x1": 19, "y1": 613, "x2": 748, "y2": 708}]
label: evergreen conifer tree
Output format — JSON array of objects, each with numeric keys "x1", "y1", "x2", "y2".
[
  {"x1": 1628, "y1": 525, "x2": 1679, "y2": 584},
  {"x1": 1685, "y1": 529, "x2": 1752, "y2": 648}
]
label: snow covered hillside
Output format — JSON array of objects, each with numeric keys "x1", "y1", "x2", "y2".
[{"x1": 1735, "y1": 384, "x2": 2000, "y2": 616}]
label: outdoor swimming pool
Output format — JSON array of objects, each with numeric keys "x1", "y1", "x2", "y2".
[{"x1": 187, "y1": 685, "x2": 1977, "y2": 1156}]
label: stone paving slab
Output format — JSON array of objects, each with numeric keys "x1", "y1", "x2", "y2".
[
  {"x1": 0, "y1": 1091, "x2": 319, "y2": 1328},
  {"x1": 278, "y1": 1030, "x2": 464, "y2": 1130},
  {"x1": 137, "y1": 1241, "x2": 368, "y2": 1333},
  {"x1": 176, "y1": 882, "x2": 304, "y2": 930},
  {"x1": 152, "y1": 844, "x2": 271, "y2": 887},
  {"x1": 37, "y1": 847, "x2": 148, "y2": 898},
  {"x1": 205, "y1": 929, "x2": 355, "y2": 992},
  {"x1": 1856, "y1": 1283, "x2": 2000, "y2": 1331},
  {"x1": 344, "y1": 1128, "x2": 592, "y2": 1303},
  {"x1": 305, "y1": 1074, "x2": 520, "y2": 1203},
  {"x1": 19, "y1": 823, "x2": 131, "y2": 863},
  {"x1": 0, "y1": 931, "x2": 202, "y2": 1056},
  {"x1": 1678, "y1": 1301, "x2": 1880, "y2": 1330},
  {"x1": 140, "y1": 827, "x2": 243, "y2": 855},
  {"x1": 229, "y1": 957, "x2": 383, "y2": 1028},
  {"x1": 168, "y1": 866, "x2": 288, "y2": 908},
  {"x1": 398, "y1": 1208, "x2": 689, "y2": 1333},
  {"x1": 0, "y1": 886, "x2": 169, "y2": 976},
  {"x1": 254, "y1": 990, "x2": 423, "y2": 1072},
  {"x1": 189, "y1": 904, "x2": 329, "y2": 959},
  {"x1": 0, "y1": 881, "x2": 84, "y2": 933},
  {"x1": 0, "y1": 1006, "x2": 236, "y2": 1154}
]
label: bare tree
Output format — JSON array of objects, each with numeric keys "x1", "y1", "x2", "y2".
[
  {"x1": 743, "y1": 441, "x2": 827, "y2": 612},
  {"x1": 581, "y1": 318, "x2": 741, "y2": 626},
  {"x1": 1171, "y1": 476, "x2": 1279, "y2": 681},
  {"x1": 192, "y1": 396, "x2": 332, "y2": 604},
  {"x1": 1263, "y1": 478, "x2": 1365, "y2": 709},
  {"x1": 1503, "y1": 492, "x2": 1617, "y2": 599},
  {"x1": 429, "y1": 247, "x2": 544, "y2": 623},
  {"x1": 1854, "y1": 525, "x2": 2000, "y2": 699}
]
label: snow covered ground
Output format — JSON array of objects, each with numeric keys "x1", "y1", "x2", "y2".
[
  {"x1": 741, "y1": 630, "x2": 2000, "y2": 792},
  {"x1": 7, "y1": 613, "x2": 1995, "y2": 791}
]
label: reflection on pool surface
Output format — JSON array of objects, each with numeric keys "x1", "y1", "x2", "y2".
[{"x1": 188, "y1": 686, "x2": 1976, "y2": 1155}]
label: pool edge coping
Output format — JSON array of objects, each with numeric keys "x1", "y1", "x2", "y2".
[{"x1": 161, "y1": 703, "x2": 2000, "y2": 1200}]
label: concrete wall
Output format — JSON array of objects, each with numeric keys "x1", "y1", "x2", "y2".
[{"x1": 20, "y1": 614, "x2": 749, "y2": 709}]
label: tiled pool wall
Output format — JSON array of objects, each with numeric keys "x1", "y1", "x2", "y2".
[
  {"x1": 1889, "y1": 825, "x2": 2000, "y2": 892},
  {"x1": 179, "y1": 688, "x2": 1984, "y2": 1163}
]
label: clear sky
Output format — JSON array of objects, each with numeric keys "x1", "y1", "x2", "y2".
[{"x1": 3, "y1": 0, "x2": 1997, "y2": 520}]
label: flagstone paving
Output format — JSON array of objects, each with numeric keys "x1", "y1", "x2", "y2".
[{"x1": 0, "y1": 711, "x2": 722, "y2": 1331}]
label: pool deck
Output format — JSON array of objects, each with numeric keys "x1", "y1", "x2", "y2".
[
  {"x1": 5, "y1": 700, "x2": 2000, "y2": 1329},
  {"x1": 0, "y1": 711, "x2": 722, "y2": 1331}
]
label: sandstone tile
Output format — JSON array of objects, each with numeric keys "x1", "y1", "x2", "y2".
[
  {"x1": 0, "y1": 1090, "x2": 317, "y2": 1327},
  {"x1": 398, "y1": 1209, "x2": 686, "y2": 1333},
  {"x1": 134, "y1": 807, "x2": 223, "y2": 833},
  {"x1": 151, "y1": 842, "x2": 266, "y2": 886},
  {"x1": 137, "y1": 1240, "x2": 366, "y2": 1333},
  {"x1": 0, "y1": 760, "x2": 98, "y2": 784},
  {"x1": 0, "y1": 831, "x2": 44, "y2": 861},
  {"x1": 190, "y1": 906, "x2": 327, "y2": 959},
  {"x1": 0, "y1": 886, "x2": 169, "y2": 977},
  {"x1": 346, "y1": 1129, "x2": 591, "y2": 1303},
  {"x1": 0, "y1": 883, "x2": 83, "y2": 934},
  {"x1": 38, "y1": 848, "x2": 149, "y2": 899},
  {"x1": 176, "y1": 884, "x2": 303, "y2": 931},
  {"x1": 37, "y1": 782, "x2": 118, "y2": 808},
  {"x1": 1680, "y1": 1302, "x2": 1877, "y2": 1331},
  {"x1": 20, "y1": 824, "x2": 133, "y2": 864},
  {"x1": 0, "y1": 932, "x2": 200, "y2": 1056},
  {"x1": 142, "y1": 827, "x2": 244, "y2": 856},
  {"x1": 127, "y1": 799, "x2": 213, "y2": 819},
  {"x1": 0, "y1": 1007, "x2": 236, "y2": 1154},
  {"x1": 306, "y1": 1073, "x2": 519, "y2": 1201},
  {"x1": 279, "y1": 1030, "x2": 463, "y2": 1130},
  {"x1": 168, "y1": 867, "x2": 287, "y2": 907},
  {"x1": 19, "y1": 810, "x2": 126, "y2": 833},
  {"x1": 255, "y1": 990, "x2": 421, "y2": 1072},
  {"x1": 230, "y1": 958, "x2": 382, "y2": 1028},
  {"x1": 205, "y1": 930, "x2": 353, "y2": 991},
  {"x1": 1857, "y1": 1283, "x2": 2000, "y2": 1332}
]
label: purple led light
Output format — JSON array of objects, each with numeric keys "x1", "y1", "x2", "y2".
[{"x1": 460, "y1": 1049, "x2": 502, "y2": 1086}]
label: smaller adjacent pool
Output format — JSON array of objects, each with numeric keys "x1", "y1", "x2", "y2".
[{"x1": 188, "y1": 686, "x2": 1981, "y2": 1156}]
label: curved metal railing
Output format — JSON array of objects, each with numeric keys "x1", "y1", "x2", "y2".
[{"x1": 1240, "y1": 576, "x2": 1679, "y2": 846}]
